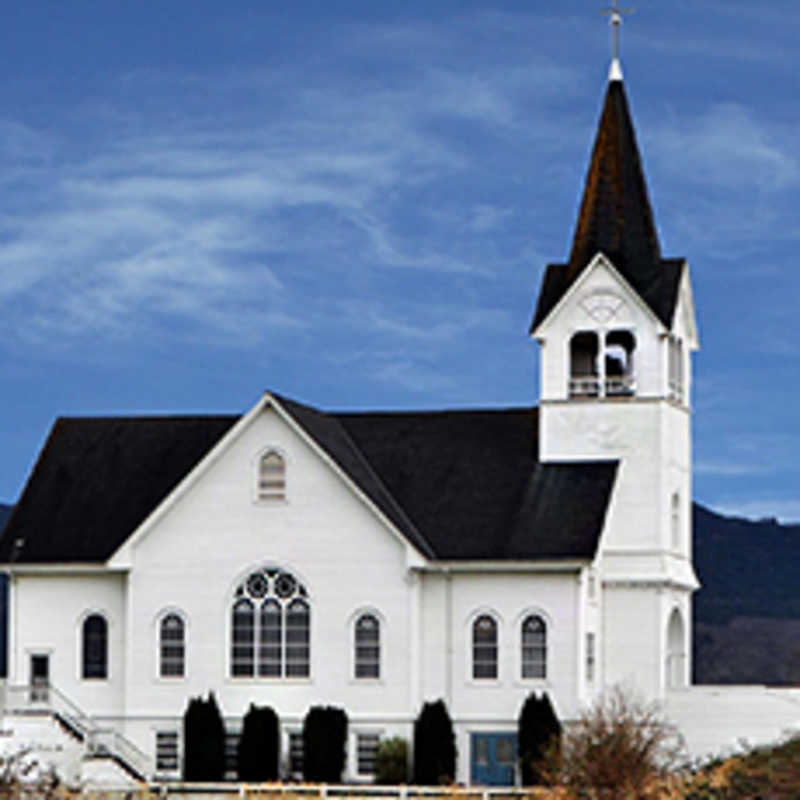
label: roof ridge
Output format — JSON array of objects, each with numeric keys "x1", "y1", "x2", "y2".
[
  {"x1": 274, "y1": 395, "x2": 436, "y2": 559},
  {"x1": 53, "y1": 414, "x2": 240, "y2": 423},
  {"x1": 334, "y1": 405, "x2": 537, "y2": 419}
]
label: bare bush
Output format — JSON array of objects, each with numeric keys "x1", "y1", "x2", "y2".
[
  {"x1": 545, "y1": 685, "x2": 686, "y2": 799},
  {"x1": 0, "y1": 747, "x2": 61, "y2": 799}
]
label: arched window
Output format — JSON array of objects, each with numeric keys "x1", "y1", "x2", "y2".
[
  {"x1": 258, "y1": 451, "x2": 286, "y2": 501},
  {"x1": 354, "y1": 613, "x2": 381, "y2": 679},
  {"x1": 82, "y1": 614, "x2": 108, "y2": 679},
  {"x1": 521, "y1": 615, "x2": 547, "y2": 679},
  {"x1": 159, "y1": 614, "x2": 185, "y2": 678},
  {"x1": 666, "y1": 608, "x2": 686, "y2": 689},
  {"x1": 472, "y1": 615, "x2": 498, "y2": 679},
  {"x1": 570, "y1": 332, "x2": 600, "y2": 397},
  {"x1": 569, "y1": 329, "x2": 636, "y2": 397},
  {"x1": 231, "y1": 599, "x2": 255, "y2": 676},
  {"x1": 605, "y1": 330, "x2": 636, "y2": 395},
  {"x1": 259, "y1": 599, "x2": 282, "y2": 677},
  {"x1": 231, "y1": 568, "x2": 310, "y2": 678},
  {"x1": 285, "y1": 598, "x2": 310, "y2": 677}
]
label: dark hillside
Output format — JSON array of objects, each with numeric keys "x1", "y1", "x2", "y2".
[
  {"x1": 693, "y1": 503, "x2": 800, "y2": 684},
  {"x1": 693, "y1": 503, "x2": 800, "y2": 624}
]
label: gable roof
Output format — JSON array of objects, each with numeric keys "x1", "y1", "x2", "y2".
[
  {"x1": 334, "y1": 406, "x2": 616, "y2": 560},
  {"x1": 0, "y1": 398, "x2": 617, "y2": 565},
  {"x1": 0, "y1": 416, "x2": 237, "y2": 563},
  {"x1": 530, "y1": 76, "x2": 685, "y2": 332}
]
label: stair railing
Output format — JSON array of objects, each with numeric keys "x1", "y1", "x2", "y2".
[{"x1": 3, "y1": 683, "x2": 152, "y2": 780}]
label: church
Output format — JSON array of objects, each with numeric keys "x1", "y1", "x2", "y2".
[{"x1": 0, "y1": 40, "x2": 797, "y2": 787}]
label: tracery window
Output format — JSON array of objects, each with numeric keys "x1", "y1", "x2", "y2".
[
  {"x1": 231, "y1": 567, "x2": 309, "y2": 678},
  {"x1": 521, "y1": 614, "x2": 547, "y2": 679},
  {"x1": 258, "y1": 451, "x2": 286, "y2": 501},
  {"x1": 354, "y1": 613, "x2": 381, "y2": 679},
  {"x1": 159, "y1": 614, "x2": 185, "y2": 678},
  {"x1": 82, "y1": 613, "x2": 108, "y2": 679},
  {"x1": 472, "y1": 614, "x2": 498, "y2": 679}
]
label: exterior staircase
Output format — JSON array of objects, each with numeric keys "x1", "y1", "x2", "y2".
[{"x1": 0, "y1": 682, "x2": 152, "y2": 787}]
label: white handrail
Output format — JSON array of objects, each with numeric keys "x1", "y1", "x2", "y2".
[{"x1": 4, "y1": 683, "x2": 152, "y2": 779}]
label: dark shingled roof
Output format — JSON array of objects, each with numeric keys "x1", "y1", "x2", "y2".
[
  {"x1": 0, "y1": 416, "x2": 238, "y2": 563},
  {"x1": 531, "y1": 78, "x2": 685, "y2": 331},
  {"x1": 0, "y1": 398, "x2": 618, "y2": 565},
  {"x1": 335, "y1": 407, "x2": 616, "y2": 560}
]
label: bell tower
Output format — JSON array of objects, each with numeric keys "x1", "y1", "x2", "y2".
[{"x1": 529, "y1": 50, "x2": 700, "y2": 699}]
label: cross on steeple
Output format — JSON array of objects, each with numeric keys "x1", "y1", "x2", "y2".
[{"x1": 601, "y1": 1, "x2": 634, "y2": 63}]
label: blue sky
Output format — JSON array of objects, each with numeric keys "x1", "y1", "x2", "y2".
[{"x1": 1, "y1": 1, "x2": 798, "y2": 522}]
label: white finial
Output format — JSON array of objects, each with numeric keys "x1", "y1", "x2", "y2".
[{"x1": 601, "y1": 1, "x2": 634, "y2": 79}]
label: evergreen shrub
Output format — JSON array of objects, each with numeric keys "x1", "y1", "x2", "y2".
[
  {"x1": 412, "y1": 699, "x2": 456, "y2": 785},
  {"x1": 237, "y1": 703, "x2": 280, "y2": 781},
  {"x1": 517, "y1": 692, "x2": 561, "y2": 785},
  {"x1": 302, "y1": 706, "x2": 348, "y2": 782},
  {"x1": 182, "y1": 692, "x2": 226, "y2": 781},
  {"x1": 374, "y1": 737, "x2": 409, "y2": 784}
]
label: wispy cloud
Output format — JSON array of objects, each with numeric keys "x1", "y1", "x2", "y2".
[
  {"x1": 695, "y1": 460, "x2": 772, "y2": 478},
  {"x1": 654, "y1": 104, "x2": 798, "y2": 192}
]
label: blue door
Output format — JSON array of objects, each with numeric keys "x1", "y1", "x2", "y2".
[{"x1": 470, "y1": 732, "x2": 517, "y2": 786}]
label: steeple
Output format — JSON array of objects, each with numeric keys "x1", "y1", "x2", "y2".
[
  {"x1": 530, "y1": 68, "x2": 684, "y2": 333},
  {"x1": 565, "y1": 76, "x2": 662, "y2": 290}
]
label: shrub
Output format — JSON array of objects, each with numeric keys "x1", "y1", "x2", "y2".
[
  {"x1": 548, "y1": 685, "x2": 684, "y2": 799},
  {"x1": 183, "y1": 692, "x2": 226, "y2": 781},
  {"x1": 517, "y1": 691, "x2": 561, "y2": 785},
  {"x1": 237, "y1": 703, "x2": 280, "y2": 782},
  {"x1": 683, "y1": 736, "x2": 800, "y2": 800},
  {"x1": 374, "y1": 737, "x2": 409, "y2": 784},
  {"x1": 302, "y1": 706, "x2": 348, "y2": 782},
  {"x1": 412, "y1": 699, "x2": 456, "y2": 785},
  {"x1": 0, "y1": 747, "x2": 60, "y2": 798}
]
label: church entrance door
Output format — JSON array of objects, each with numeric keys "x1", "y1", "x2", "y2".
[
  {"x1": 29, "y1": 653, "x2": 49, "y2": 703},
  {"x1": 470, "y1": 732, "x2": 517, "y2": 785}
]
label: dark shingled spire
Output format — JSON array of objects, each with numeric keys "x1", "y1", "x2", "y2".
[
  {"x1": 530, "y1": 72, "x2": 685, "y2": 332},
  {"x1": 566, "y1": 76, "x2": 661, "y2": 287}
]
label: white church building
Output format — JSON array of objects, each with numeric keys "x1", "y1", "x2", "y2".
[{"x1": 1, "y1": 54, "x2": 799, "y2": 787}]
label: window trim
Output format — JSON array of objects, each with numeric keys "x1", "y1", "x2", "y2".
[
  {"x1": 156, "y1": 609, "x2": 187, "y2": 680},
  {"x1": 515, "y1": 608, "x2": 551, "y2": 684},
  {"x1": 253, "y1": 447, "x2": 288, "y2": 504},
  {"x1": 227, "y1": 565, "x2": 312, "y2": 682},
  {"x1": 354, "y1": 730, "x2": 383, "y2": 779},
  {"x1": 350, "y1": 608, "x2": 385, "y2": 682},
  {"x1": 568, "y1": 326, "x2": 637, "y2": 398},
  {"x1": 154, "y1": 729, "x2": 181, "y2": 776},
  {"x1": 78, "y1": 610, "x2": 110, "y2": 682},
  {"x1": 224, "y1": 727, "x2": 242, "y2": 781},
  {"x1": 586, "y1": 631, "x2": 596, "y2": 683},
  {"x1": 465, "y1": 608, "x2": 503, "y2": 685},
  {"x1": 670, "y1": 491, "x2": 681, "y2": 551},
  {"x1": 286, "y1": 729, "x2": 304, "y2": 779}
]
